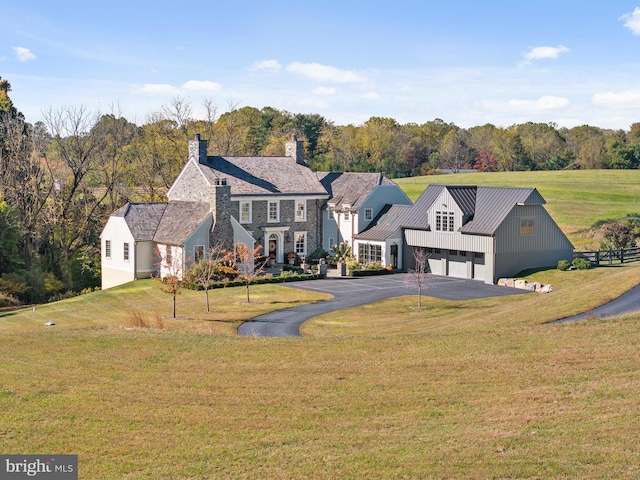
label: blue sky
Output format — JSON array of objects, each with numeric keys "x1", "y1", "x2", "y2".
[{"x1": 3, "y1": 1, "x2": 640, "y2": 130}]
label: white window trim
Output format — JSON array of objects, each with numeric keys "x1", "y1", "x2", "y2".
[
  {"x1": 123, "y1": 242, "x2": 130, "y2": 262},
  {"x1": 268, "y1": 200, "x2": 280, "y2": 223},
  {"x1": 364, "y1": 208, "x2": 373, "y2": 221},
  {"x1": 294, "y1": 231, "x2": 307, "y2": 256},
  {"x1": 240, "y1": 201, "x2": 252, "y2": 224},
  {"x1": 295, "y1": 200, "x2": 307, "y2": 222},
  {"x1": 105, "y1": 239, "x2": 111, "y2": 260}
]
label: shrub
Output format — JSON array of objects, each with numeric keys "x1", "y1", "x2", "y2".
[
  {"x1": 572, "y1": 257, "x2": 591, "y2": 270},
  {"x1": 557, "y1": 259, "x2": 570, "y2": 271}
]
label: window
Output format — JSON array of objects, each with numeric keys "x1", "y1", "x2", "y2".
[
  {"x1": 294, "y1": 232, "x2": 306, "y2": 255},
  {"x1": 521, "y1": 218, "x2": 535, "y2": 235},
  {"x1": 436, "y1": 211, "x2": 455, "y2": 232},
  {"x1": 328, "y1": 237, "x2": 335, "y2": 251},
  {"x1": 166, "y1": 245, "x2": 172, "y2": 265},
  {"x1": 123, "y1": 242, "x2": 130, "y2": 262},
  {"x1": 240, "y1": 201, "x2": 252, "y2": 223},
  {"x1": 358, "y1": 243, "x2": 382, "y2": 264},
  {"x1": 194, "y1": 245, "x2": 204, "y2": 262},
  {"x1": 105, "y1": 240, "x2": 111, "y2": 259},
  {"x1": 474, "y1": 252, "x2": 484, "y2": 259},
  {"x1": 364, "y1": 208, "x2": 373, "y2": 221},
  {"x1": 343, "y1": 209, "x2": 350, "y2": 221},
  {"x1": 295, "y1": 200, "x2": 306, "y2": 221},
  {"x1": 268, "y1": 200, "x2": 279, "y2": 222}
]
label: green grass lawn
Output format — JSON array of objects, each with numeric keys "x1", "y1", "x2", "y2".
[{"x1": 3, "y1": 171, "x2": 640, "y2": 478}]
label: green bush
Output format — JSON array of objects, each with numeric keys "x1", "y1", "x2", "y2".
[
  {"x1": 557, "y1": 259, "x2": 570, "y2": 271},
  {"x1": 572, "y1": 257, "x2": 591, "y2": 270}
]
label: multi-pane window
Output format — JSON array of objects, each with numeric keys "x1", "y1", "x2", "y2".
[
  {"x1": 343, "y1": 209, "x2": 350, "y2": 221},
  {"x1": 521, "y1": 218, "x2": 535, "y2": 235},
  {"x1": 295, "y1": 200, "x2": 306, "y2": 221},
  {"x1": 240, "y1": 201, "x2": 251, "y2": 223},
  {"x1": 435, "y1": 211, "x2": 455, "y2": 232},
  {"x1": 123, "y1": 242, "x2": 130, "y2": 262},
  {"x1": 166, "y1": 245, "x2": 172, "y2": 265},
  {"x1": 358, "y1": 243, "x2": 382, "y2": 264},
  {"x1": 364, "y1": 208, "x2": 373, "y2": 221},
  {"x1": 294, "y1": 232, "x2": 306, "y2": 255},
  {"x1": 105, "y1": 240, "x2": 111, "y2": 259},
  {"x1": 194, "y1": 245, "x2": 204, "y2": 262},
  {"x1": 268, "y1": 201, "x2": 279, "y2": 222}
]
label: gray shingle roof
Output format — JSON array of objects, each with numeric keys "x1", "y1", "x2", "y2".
[
  {"x1": 197, "y1": 156, "x2": 327, "y2": 196},
  {"x1": 153, "y1": 201, "x2": 211, "y2": 245},
  {"x1": 354, "y1": 204, "x2": 413, "y2": 241},
  {"x1": 317, "y1": 172, "x2": 394, "y2": 209},
  {"x1": 113, "y1": 203, "x2": 167, "y2": 241}
]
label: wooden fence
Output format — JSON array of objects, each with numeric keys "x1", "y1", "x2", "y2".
[{"x1": 574, "y1": 246, "x2": 640, "y2": 265}]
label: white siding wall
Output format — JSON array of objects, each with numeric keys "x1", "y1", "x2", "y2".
[
  {"x1": 100, "y1": 217, "x2": 136, "y2": 289},
  {"x1": 135, "y1": 241, "x2": 158, "y2": 279}
]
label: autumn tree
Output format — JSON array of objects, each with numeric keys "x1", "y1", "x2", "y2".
[
  {"x1": 185, "y1": 245, "x2": 237, "y2": 312},
  {"x1": 233, "y1": 243, "x2": 266, "y2": 303},
  {"x1": 440, "y1": 128, "x2": 474, "y2": 172}
]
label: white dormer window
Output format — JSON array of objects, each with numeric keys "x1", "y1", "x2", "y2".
[
  {"x1": 295, "y1": 200, "x2": 306, "y2": 221},
  {"x1": 364, "y1": 208, "x2": 373, "y2": 221},
  {"x1": 436, "y1": 211, "x2": 455, "y2": 232}
]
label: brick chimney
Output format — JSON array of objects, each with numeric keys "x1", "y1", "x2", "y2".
[
  {"x1": 188, "y1": 133, "x2": 208, "y2": 164},
  {"x1": 285, "y1": 134, "x2": 305, "y2": 165}
]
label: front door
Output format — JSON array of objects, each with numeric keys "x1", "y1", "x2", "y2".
[
  {"x1": 268, "y1": 234, "x2": 277, "y2": 263},
  {"x1": 390, "y1": 244, "x2": 398, "y2": 269}
]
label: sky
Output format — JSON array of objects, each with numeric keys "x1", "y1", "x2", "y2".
[{"x1": 3, "y1": 1, "x2": 640, "y2": 130}]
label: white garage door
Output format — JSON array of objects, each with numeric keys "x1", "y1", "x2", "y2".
[{"x1": 448, "y1": 250, "x2": 468, "y2": 278}]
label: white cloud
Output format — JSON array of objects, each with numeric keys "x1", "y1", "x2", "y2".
[
  {"x1": 361, "y1": 92, "x2": 380, "y2": 99},
  {"x1": 592, "y1": 89, "x2": 640, "y2": 109},
  {"x1": 620, "y1": 7, "x2": 640, "y2": 35},
  {"x1": 287, "y1": 62, "x2": 367, "y2": 83},
  {"x1": 506, "y1": 96, "x2": 571, "y2": 113},
  {"x1": 248, "y1": 59, "x2": 282, "y2": 72},
  {"x1": 182, "y1": 80, "x2": 222, "y2": 92},
  {"x1": 524, "y1": 45, "x2": 570, "y2": 61},
  {"x1": 134, "y1": 83, "x2": 180, "y2": 95},
  {"x1": 312, "y1": 86, "x2": 336, "y2": 95},
  {"x1": 12, "y1": 46, "x2": 36, "y2": 62},
  {"x1": 134, "y1": 80, "x2": 222, "y2": 95}
]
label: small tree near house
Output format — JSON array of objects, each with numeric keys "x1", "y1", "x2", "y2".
[
  {"x1": 234, "y1": 243, "x2": 267, "y2": 303},
  {"x1": 404, "y1": 247, "x2": 431, "y2": 308},
  {"x1": 153, "y1": 245, "x2": 184, "y2": 319},
  {"x1": 185, "y1": 244, "x2": 237, "y2": 312}
]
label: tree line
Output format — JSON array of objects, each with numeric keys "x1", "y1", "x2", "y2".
[{"x1": 1, "y1": 74, "x2": 640, "y2": 304}]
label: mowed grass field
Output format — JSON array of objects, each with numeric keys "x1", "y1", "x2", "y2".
[{"x1": 2, "y1": 170, "x2": 640, "y2": 478}]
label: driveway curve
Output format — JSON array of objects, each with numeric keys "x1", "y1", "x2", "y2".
[
  {"x1": 237, "y1": 273, "x2": 528, "y2": 337},
  {"x1": 552, "y1": 283, "x2": 640, "y2": 324}
]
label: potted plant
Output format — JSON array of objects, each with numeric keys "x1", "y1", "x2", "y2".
[
  {"x1": 287, "y1": 252, "x2": 297, "y2": 265},
  {"x1": 268, "y1": 253, "x2": 276, "y2": 267}
]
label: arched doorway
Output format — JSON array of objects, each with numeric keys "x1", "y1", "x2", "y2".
[{"x1": 268, "y1": 233, "x2": 278, "y2": 263}]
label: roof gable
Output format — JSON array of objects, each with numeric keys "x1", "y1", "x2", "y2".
[
  {"x1": 355, "y1": 204, "x2": 413, "y2": 241},
  {"x1": 317, "y1": 172, "x2": 392, "y2": 209},
  {"x1": 113, "y1": 203, "x2": 167, "y2": 241},
  {"x1": 153, "y1": 201, "x2": 211, "y2": 245}
]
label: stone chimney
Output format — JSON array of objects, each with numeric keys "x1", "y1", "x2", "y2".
[
  {"x1": 188, "y1": 133, "x2": 208, "y2": 164},
  {"x1": 208, "y1": 179, "x2": 234, "y2": 251},
  {"x1": 285, "y1": 134, "x2": 305, "y2": 165}
]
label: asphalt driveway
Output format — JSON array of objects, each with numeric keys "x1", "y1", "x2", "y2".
[
  {"x1": 237, "y1": 273, "x2": 529, "y2": 337},
  {"x1": 552, "y1": 283, "x2": 640, "y2": 324}
]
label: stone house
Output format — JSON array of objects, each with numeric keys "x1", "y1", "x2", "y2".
[{"x1": 100, "y1": 135, "x2": 409, "y2": 289}]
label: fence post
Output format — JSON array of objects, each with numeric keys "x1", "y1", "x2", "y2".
[
  {"x1": 609, "y1": 249, "x2": 613, "y2": 265},
  {"x1": 596, "y1": 250, "x2": 600, "y2": 265},
  {"x1": 621, "y1": 248, "x2": 625, "y2": 264}
]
